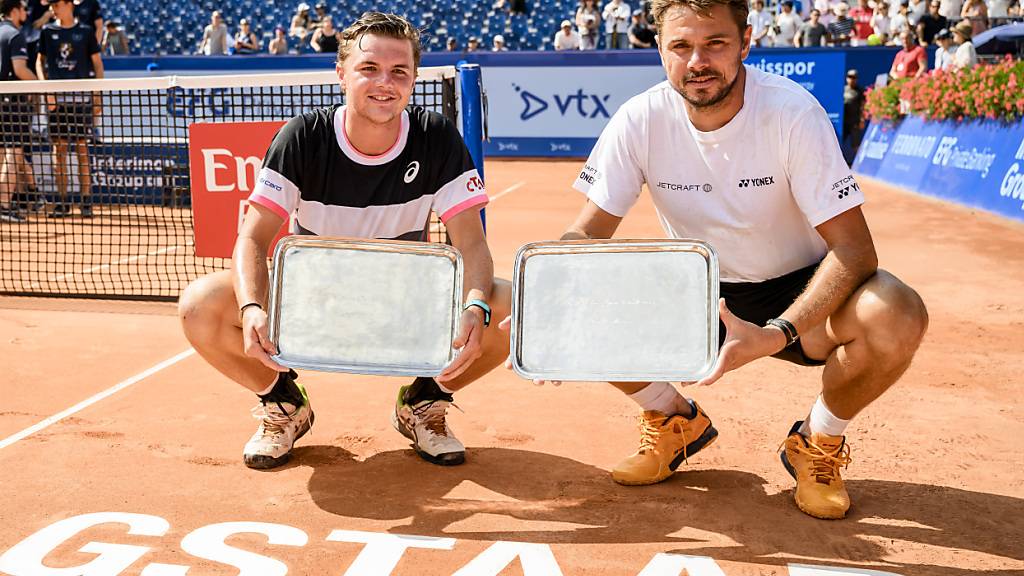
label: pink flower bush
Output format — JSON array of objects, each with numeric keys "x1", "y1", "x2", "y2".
[{"x1": 865, "y1": 56, "x2": 1024, "y2": 123}]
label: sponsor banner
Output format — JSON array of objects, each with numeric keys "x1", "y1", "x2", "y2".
[
  {"x1": 29, "y1": 142, "x2": 189, "y2": 204},
  {"x1": 853, "y1": 116, "x2": 1024, "y2": 222},
  {"x1": 188, "y1": 121, "x2": 289, "y2": 258},
  {"x1": 482, "y1": 53, "x2": 846, "y2": 157},
  {"x1": 746, "y1": 51, "x2": 846, "y2": 134}
]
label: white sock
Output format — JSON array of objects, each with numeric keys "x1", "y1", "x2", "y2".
[
  {"x1": 802, "y1": 395, "x2": 850, "y2": 437},
  {"x1": 436, "y1": 380, "x2": 455, "y2": 395},
  {"x1": 628, "y1": 382, "x2": 692, "y2": 416},
  {"x1": 256, "y1": 374, "x2": 279, "y2": 397}
]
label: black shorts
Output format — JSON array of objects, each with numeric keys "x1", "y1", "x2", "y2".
[
  {"x1": 47, "y1": 103, "x2": 94, "y2": 141},
  {"x1": 0, "y1": 95, "x2": 33, "y2": 147},
  {"x1": 719, "y1": 261, "x2": 826, "y2": 366}
]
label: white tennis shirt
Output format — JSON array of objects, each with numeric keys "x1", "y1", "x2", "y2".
[{"x1": 573, "y1": 65, "x2": 863, "y2": 282}]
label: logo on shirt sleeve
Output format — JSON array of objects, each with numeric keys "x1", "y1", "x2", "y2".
[
  {"x1": 830, "y1": 175, "x2": 859, "y2": 199},
  {"x1": 579, "y1": 164, "x2": 601, "y2": 185}
]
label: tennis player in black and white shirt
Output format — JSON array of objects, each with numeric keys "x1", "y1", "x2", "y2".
[
  {"x1": 538, "y1": 0, "x2": 928, "y2": 520},
  {"x1": 179, "y1": 12, "x2": 511, "y2": 471}
]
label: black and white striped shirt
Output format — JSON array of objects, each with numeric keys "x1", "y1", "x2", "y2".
[{"x1": 249, "y1": 105, "x2": 487, "y2": 241}]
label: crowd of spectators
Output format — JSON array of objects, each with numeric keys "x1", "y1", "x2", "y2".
[
  {"x1": 4, "y1": 0, "x2": 1024, "y2": 58},
  {"x1": 545, "y1": 0, "x2": 1020, "y2": 51}
]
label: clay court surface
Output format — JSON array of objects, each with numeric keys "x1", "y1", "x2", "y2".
[{"x1": 1, "y1": 159, "x2": 1022, "y2": 576}]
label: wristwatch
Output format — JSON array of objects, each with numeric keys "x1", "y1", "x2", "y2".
[{"x1": 464, "y1": 299, "x2": 491, "y2": 327}]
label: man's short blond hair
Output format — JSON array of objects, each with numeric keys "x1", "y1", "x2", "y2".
[
  {"x1": 649, "y1": 0, "x2": 749, "y2": 36},
  {"x1": 337, "y1": 12, "x2": 422, "y2": 69}
]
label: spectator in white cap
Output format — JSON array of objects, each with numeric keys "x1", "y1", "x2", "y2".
[
  {"x1": 554, "y1": 19, "x2": 582, "y2": 50},
  {"x1": 289, "y1": 3, "x2": 312, "y2": 47},
  {"x1": 233, "y1": 18, "x2": 260, "y2": 54},
  {"x1": 491, "y1": 33, "x2": 508, "y2": 51},
  {"x1": 827, "y1": 2, "x2": 856, "y2": 45}
]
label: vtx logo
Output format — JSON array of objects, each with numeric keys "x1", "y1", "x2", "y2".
[{"x1": 514, "y1": 85, "x2": 612, "y2": 121}]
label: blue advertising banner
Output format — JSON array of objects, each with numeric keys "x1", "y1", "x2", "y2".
[
  {"x1": 481, "y1": 51, "x2": 847, "y2": 157},
  {"x1": 853, "y1": 116, "x2": 1024, "y2": 222},
  {"x1": 30, "y1": 141, "x2": 190, "y2": 205}
]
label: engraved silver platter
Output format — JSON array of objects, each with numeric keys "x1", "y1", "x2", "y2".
[
  {"x1": 268, "y1": 236, "x2": 463, "y2": 376},
  {"x1": 510, "y1": 239, "x2": 719, "y2": 382}
]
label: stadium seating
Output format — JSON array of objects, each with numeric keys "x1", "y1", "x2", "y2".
[{"x1": 103, "y1": 0, "x2": 581, "y2": 55}]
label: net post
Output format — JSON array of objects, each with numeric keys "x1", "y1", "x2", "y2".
[{"x1": 457, "y1": 62, "x2": 486, "y2": 230}]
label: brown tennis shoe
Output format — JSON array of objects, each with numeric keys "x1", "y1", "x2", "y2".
[
  {"x1": 612, "y1": 402, "x2": 718, "y2": 486},
  {"x1": 780, "y1": 421, "x2": 853, "y2": 519}
]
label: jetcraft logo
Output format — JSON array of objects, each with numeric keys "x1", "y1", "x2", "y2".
[
  {"x1": 514, "y1": 84, "x2": 611, "y2": 121},
  {"x1": 931, "y1": 136, "x2": 998, "y2": 178},
  {"x1": 1000, "y1": 137, "x2": 1024, "y2": 210},
  {"x1": 657, "y1": 181, "x2": 712, "y2": 193}
]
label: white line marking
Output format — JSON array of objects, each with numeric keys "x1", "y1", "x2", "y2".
[
  {"x1": 491, "y1": 181, "x2": 525, "y2": 202},
  {"x1": 28, "y1": 245, "x2": 182, "y2": 289},
  {"x1": 0, "y1": 348, "x2": 196, "y2": 450}
]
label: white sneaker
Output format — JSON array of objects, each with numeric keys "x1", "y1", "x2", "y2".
[
  {"x1": 243, "y1": 393, "x2": 314, "y2": 470},
  {"x1": 391, "y1": 385, "x2": 465, "y2": 465}
]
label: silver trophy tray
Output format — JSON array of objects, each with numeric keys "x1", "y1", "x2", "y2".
[
  {"x1": 510, "y1": 239, "x2": 719, "y2": 382},
  {"x1": 268, "y1": 236, "x2": 464, "y2": 376}
]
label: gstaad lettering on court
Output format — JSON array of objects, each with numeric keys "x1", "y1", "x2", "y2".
[{"x1": 0, "y1": 512, "x2": 907, "y2": 576}]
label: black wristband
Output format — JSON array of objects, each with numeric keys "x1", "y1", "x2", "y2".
[
  {"x1": 766, "y1": 318, "x2": 799, "y2": 346},
  {"x1": 239, "y1": 302, "x2": 263, "y2": 321}
]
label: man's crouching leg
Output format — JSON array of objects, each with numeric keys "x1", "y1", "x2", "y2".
[
  {"x1": 178, "y1": 270, "x2": 314, "y2": 470},
  {"x1": 392, "y1": 279, "x2": 512, "y2": 466},
  {"x1": 782, "y1": 270, "x2": 928, "y2": 519}
]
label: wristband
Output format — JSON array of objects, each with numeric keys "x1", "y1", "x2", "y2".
[
  {"x1": 239, "y1": 302, "x2": 263, "y2": 321},
  {"x1": 464, "y1": 299, "x2": 491, "y2": 327},
  {"x1": 765, "y1": 317, "x2": 799, "y2": 347}
]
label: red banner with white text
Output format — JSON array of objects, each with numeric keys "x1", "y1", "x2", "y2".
[{"x1": 188, "y1": 121, "x2": 288, "y2": 258}]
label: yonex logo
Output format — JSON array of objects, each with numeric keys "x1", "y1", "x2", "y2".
[
  {"x1": 738, "y1": 176, "x2": 774, "y2": 188},
  {"x1": 837, "y1": 182, "x2": 859, "y2": 199}
]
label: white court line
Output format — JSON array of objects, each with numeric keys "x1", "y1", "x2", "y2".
[
  {"x1": 28, "y1": 244, "x2": 182, "y2": 289},
  {"x1": 491, "y1": 181, "x2": 525, "y2": 202},
  {"x1": 0, "y1": 348, "x2": 196, "y2": 451}
]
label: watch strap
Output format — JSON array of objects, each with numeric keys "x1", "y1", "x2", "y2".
[{"x1": 464, "y1": 299, "x2": 491, "y2": 327}]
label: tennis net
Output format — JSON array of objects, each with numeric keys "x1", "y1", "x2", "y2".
[{"x1": 0, "y1": 66, "x2": 460, "y2": 301}]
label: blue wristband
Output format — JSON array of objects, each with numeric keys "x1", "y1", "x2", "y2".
[{"x1": 464, "y1": 299, "x2": 491, "y2": 327}]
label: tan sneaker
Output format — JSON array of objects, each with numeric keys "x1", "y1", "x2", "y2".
[
  {"x1": 242, "y1": 381, "x2": 314, "y2": 470},
  {"x1": 780, "y1": 421, "x2": 853, "y2": 519},
  {"x1": 391, "y1": 385, "x2": 466, "y2": 466},
  {"x1": 612, "y1": 402, "x2": 718, "y2": 486}
]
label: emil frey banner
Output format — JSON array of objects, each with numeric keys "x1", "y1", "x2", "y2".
[{"x1": 188, "y1": 121, "x2": 289, "y2": 257}]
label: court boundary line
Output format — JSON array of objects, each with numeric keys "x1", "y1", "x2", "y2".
[
  {"x1": 491, "y1": 182, "x2": 525, "y2": 202},
  {"x1": 0, "y1": 348, "x2": 196, "y2": 451}
]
